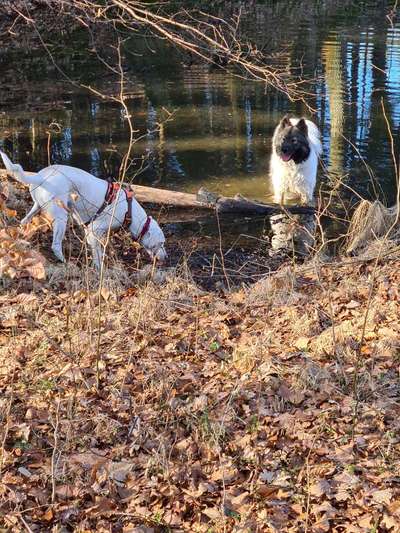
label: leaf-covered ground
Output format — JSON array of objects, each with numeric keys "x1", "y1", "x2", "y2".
[{"x1": 1, "y1": 243, "x2": 400, "y2": 532}]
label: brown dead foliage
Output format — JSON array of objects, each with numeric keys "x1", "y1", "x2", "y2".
[
  {"x1": 0, "y1": 243, "x2": 400, "y2": 532},
  {"x1": 0, "y1": 186, "x2": 49, "y2": 281},
  {"x1": 1, "y1": 179, "x2": 400, "y2": 531}
]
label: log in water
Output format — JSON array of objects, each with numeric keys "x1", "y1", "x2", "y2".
[
  {"x1": 131, "y1": 184, "x2": 315, "y2": 216},
  {"x1": 0, "y1": 169, "x2": 315, "y2": 217}
]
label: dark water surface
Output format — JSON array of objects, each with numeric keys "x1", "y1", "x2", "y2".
[{"x1": 0, "y1": 1, "x2": 399, "y2": 253}]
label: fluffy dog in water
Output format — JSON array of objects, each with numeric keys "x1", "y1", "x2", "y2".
[
  {"x1": 0, "y1": 152, "x2": 167, "y2": 269},
  {"x1": 270, "y1": 115, "x2": 322, "y2": 205}
]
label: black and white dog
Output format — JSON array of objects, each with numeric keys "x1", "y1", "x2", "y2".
[
  {"x1": 270, "y1": 116, "x2": 322, "y2": 205},
  {"x1": 0, "y1": 152, "x2": 167, "y2": 269}
]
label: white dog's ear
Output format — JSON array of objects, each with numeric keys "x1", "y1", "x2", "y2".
[
  {"x1": 280, "y1": 115, "x2": 291, "y2": 129},
  {"x1": 297, "y1": 118, "x2": 308, "y2": 135}
]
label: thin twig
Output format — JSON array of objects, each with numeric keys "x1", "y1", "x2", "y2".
[
  {"x1": 0, "y1": 387, "x2": 14, "y2": 475},
  {"x1": 19, "y1": 516, "x2": 34, "y2": 533},
  {"x1": 51, "y1": 398, "x2": 61, "y2": 503}
]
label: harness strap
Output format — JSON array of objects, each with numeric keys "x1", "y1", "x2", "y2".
[
  {"x1": 123, "y1": 189, "x2": 133, "y2": 228},
  {"x1": 123, "y1": 189, "x2": 152, "y2": 242},
  {"x1": 108, "y1": 182, "x2": 121, "y2": 204},
  {"x1": 83, "y1": 180, "x2": 116, "y2": 227},
  {"x1": 84, "y1": 181, "x2": 152, "y2": 243},
  {"x1": 136, "y1": 214, "x2": 152, "y2": 242}
]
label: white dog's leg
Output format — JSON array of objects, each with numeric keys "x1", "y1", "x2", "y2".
[
  {"x1": 85, "y1": 227, "x2": 106, "y2": 270},
  {"x1": 52, "y1": 219, "x2": 68, "y2": 262},
  {"x1": 46, "y1": 204, "x2": 68, "y2": 262},
  {"x1": 21, "y1": 202, "x2": 41, "y2": 225}
]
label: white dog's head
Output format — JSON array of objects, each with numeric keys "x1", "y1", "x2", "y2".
[{"x1": 140, "y1": 217, "x2": 167, "y2": 263}]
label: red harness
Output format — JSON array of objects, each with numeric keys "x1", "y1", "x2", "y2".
[
  {"x1": 123, "y1": 188, "x2": 152, "y2": 241},
  {"x1": 85, "y1": 181, "x2": 151, "y2": 241},
  {"x1": 106, "y1": 181, "x2": 121, "y2": 205}
]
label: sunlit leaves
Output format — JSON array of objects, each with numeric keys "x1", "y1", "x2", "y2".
[{"x1": 0, "y1": 204, "x2": 48, "y2": 280}]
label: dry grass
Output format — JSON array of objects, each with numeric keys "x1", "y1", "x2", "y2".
[
  {"x1": 346, "y1": 199, "x2": 400, "y2": 254},
  {"x1": 247, "y1": 264, "x2": 302, "y2": 306}
]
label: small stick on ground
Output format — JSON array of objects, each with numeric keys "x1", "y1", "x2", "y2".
[{"x1": 51, "y1": 398, "x2": 61, "y2": 504}]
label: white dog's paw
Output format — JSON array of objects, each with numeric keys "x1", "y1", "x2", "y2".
[{"x1": 52, "y1": 248, "x2": 65, "y2": 263}]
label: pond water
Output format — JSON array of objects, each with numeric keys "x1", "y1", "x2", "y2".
[{"x1": 0, "y1": 0, "x2": 399, "y2": 267}]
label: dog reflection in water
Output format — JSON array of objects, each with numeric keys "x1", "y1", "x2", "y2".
[{"x1": 269, "y1": 212, "x2": 316, "y2": 257}]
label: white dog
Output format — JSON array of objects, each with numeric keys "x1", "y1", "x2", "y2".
[
  {"x1": 0, "y1": 152, "x2": 167, "y2": 269},
  {"x1": 270, "y1": 116, "x2": 322, "y2": 205}
]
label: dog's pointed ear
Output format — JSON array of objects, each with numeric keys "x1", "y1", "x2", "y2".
[
  {"x1": 297, "y1": 118, "x2": 308, "y2": 135},
  {"x1": 280, "y1": 115, "x2": 291, "y2": 129}
]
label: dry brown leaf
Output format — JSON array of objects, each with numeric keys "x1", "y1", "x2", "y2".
[
  {"x1": 0, "y1": 225, "x2": 46, "y2": 279},
  {"x1": 107, "y1": 461, "x2": 134, "y2": 483},
  {"x1": 358, "y1": 514, "x2": 373, "y2": 529},
  {"x1": 2, "y1": 206, "x2": 17, "y2": 217},
  {"x1": 230, "y1": 491, "x2": 250, "y2": 508},
  {"x1": 202, "y1": 507, "x2": 221, "y2": 521},
  {"x1": 335, "y1": 488, "x2": 351, "y2": 502},
  {"x1": 42, "y1": 508, "x2": 54, "y2": 521},
  {"x1": 100, "y1": 287, "x2": 112, "y2": 301},
  {"x1": 291, "y1": 503, "x2": 304, "y2": 516},
  {"x1": 278, "y1": 383, "x2": 305, "y2": 405},
  {"x1": 57, "y1": 363, "x2": 84, "y2": 381},
  {"x1": 23, "y1": 254, "x2": 46, "y2": 280},
  {"x1": 211, "y1": 463, "x2": 238, "y2": 483},
  {"x1": 381, "y1": 513, "x2": 398, "y2": 530},
  {"x1": 388, "y1": 498, "x2": 400, "y2": 515},
  {"x1": 294, "y1": 336, "x2": 310, "y2": 351},
  {"x1": 346, "y1": 300, "x2": 361, "y2": 309},
  {"x1": 69, "y1": 452, "x2": 108, "y2": 469},
  {"x1": 163, "y1": 511, "x2": 181, "y2": 526},
  {"x1": 23, "y1": 213, "x2": 52, "y2": 237},
  {"x1": 14, "y1": 293, "x2": 38, "y2": 305},
  {"x1": 312, "y1": 501, "x2": 337, "y2": 518},
  {"x1": 329, "y1": 445, "x2": 355, "y2": 464},
  {"x1": 229, "y1": 290, "x2": 245, "y2": 304},
  {"x1": 334, "y1": 470, "x2": 359, "y2": 486},
  {"x1": 257, "y1": 484, "x2": 280, "y2": 498},
  {"x1": 313, "y1": 516, "x2": 331, "y2": 532},
  {"x1": 86, "y1": 497, "x2": 114, "y2": 516},
  {"x1": 371, "y1": 488, "x2": 392, "y2": 506},
  {"x1": 55, "y1": 484, "x2": 77, "y2": 500},
  {"x1": 309, "y1": 480, "x2": 332, "y2": 498}
]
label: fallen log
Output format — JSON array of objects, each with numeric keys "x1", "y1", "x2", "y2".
[
  {"x1": 215, "y1": 194, "x2": 315, "y2": 216},
  {"x1": 0, "y1": 169, "x2": 315, "y2": 216},
  {"x1": 130, "y1": 184, "x2": 315, "y2": 215},
  {"x1": 131, "y1": 183, "x2": 209, "y2": 209}
]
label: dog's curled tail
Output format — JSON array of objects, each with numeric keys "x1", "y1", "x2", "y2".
[{"x1": 0, "y1": 151, "x2": 43, "y2": 186}]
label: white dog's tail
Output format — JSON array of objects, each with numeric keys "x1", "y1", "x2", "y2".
[{"x1": 0, "y1": 151, "x2": 43, "y2": 186}]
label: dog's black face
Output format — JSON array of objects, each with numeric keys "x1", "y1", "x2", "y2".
[{"x1": 274, "y1": 115, "x2": 310, "y2": 164}]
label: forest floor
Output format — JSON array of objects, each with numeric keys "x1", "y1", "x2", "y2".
[{"x1": 1, "y1": 183, "x2": 400, "y2": 533}]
